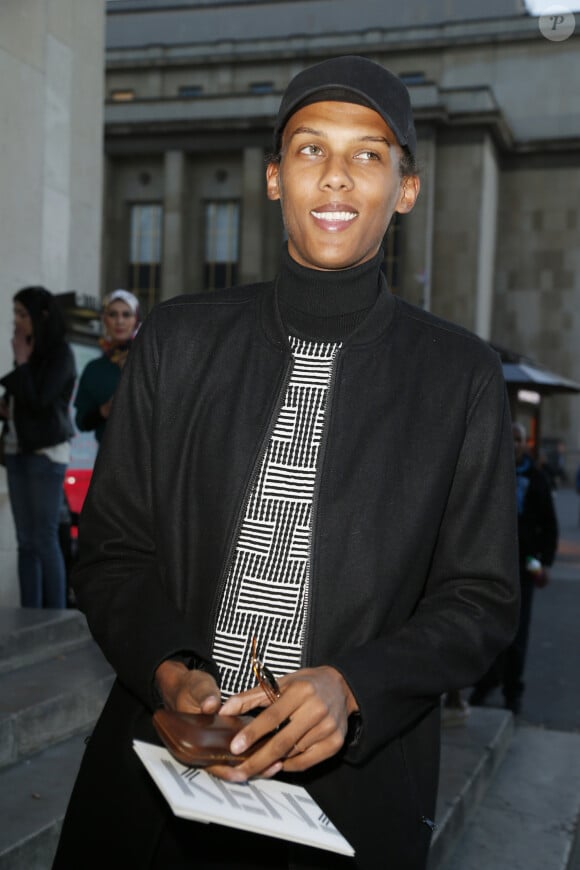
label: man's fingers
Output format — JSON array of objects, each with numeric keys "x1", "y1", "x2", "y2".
[
  {"x1": 155, "y1": 660, "x2": 221, "y2": 712},
  {"x1": 178, "y1": 671, "x2": 221, "y2": 712},
  {"x1": 197, "y1": 693, "x2": 221, "y2": 714},
  {"x1": 229, "y1": 718, "x2": 345, "y2": 781},
  {"x1": 282, "y1": 734, "x2": 343, "y2": 772},
  {"x1": 219, "y1": 686, "x2": 269, "y2": 716},
  {"x1": 206, "y1": 666, "x2": 356, "y2": 782}
]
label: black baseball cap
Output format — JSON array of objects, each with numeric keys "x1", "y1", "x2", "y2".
[{"x1": 273, "y1": 55, "x2": 416, "y2": 158}]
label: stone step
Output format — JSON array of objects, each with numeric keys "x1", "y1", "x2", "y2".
[
  {"x1": 0, "y1": 731, "x2": 88, "y2": 870},
  {"x1": 0, "y1": 642, "x2": 113, "y2": 769},
  {"x1": 438, "y1": 724, "x2": 580, "y2": 870},
  {"x1": 0, "y1": 602, "x2": 517, "y2": 870},
  {"x1": 428, "y1": 706, "x2": 515, "y2": 869},
  {"x1": 0, "y1": 705, "x2": 515, "y2": 870},
  {"x1": 0, "y1": 608, "x2": 91, "y2": 675}
]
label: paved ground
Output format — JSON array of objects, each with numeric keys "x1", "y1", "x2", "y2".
[
  {"x1": 440, "y1": 484, "x2": 580, "y2": 870},
  {"x1": 441, "y1": 724, "x2": 580, "y2": 870},
  {"x1": 475, "y1": 485, "x2": 580, "y2": 732}
]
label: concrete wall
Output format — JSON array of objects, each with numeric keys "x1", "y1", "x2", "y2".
[
  {"x1": 494, "y1": 159, "x2": 580, "y2": 450},
  {"x1": 429, "y1": 131, "x2": 487, "y2": 332},
  {"x1": 439, "y1": 39, "x2": 580, "y2": 144},
  {"x1": 0, "y1": 0, "x2": 105, "y2": 605}
]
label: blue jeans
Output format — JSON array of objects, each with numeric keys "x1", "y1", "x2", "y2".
[{"x1": 5, "y1": 453, "x2": 67, "y2": 608}]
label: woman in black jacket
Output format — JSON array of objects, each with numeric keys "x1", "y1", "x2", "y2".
[{"x1": 0, "y1": 286, "x2": 76, "y2": 608}]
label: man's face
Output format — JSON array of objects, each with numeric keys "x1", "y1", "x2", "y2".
[{"x1": 266, "y1": 100, "x2": 420, "y2": 271}]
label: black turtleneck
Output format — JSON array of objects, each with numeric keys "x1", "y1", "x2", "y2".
[{"x1": 277, "y1": 245, "x2": 384, "y2": 342}]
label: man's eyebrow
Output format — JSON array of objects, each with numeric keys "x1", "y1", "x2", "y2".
[
  {"x1": 288, "y1": 125, "x2": 325, "y2": 140},
  {"x1": 287, "y1": 128, "x2": 393, "y2": 146},
  {"x1": 358, "y1": 135, "x2": 396, "y2": 148}
]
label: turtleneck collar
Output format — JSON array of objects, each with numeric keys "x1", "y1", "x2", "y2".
[{"x1": 277, "y1": 245, "x2": 385, "y2": 342}]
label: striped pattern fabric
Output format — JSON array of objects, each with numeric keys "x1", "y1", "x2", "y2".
[{"x1": 212, "y1": 337, "x2": 341, "y2": 699}]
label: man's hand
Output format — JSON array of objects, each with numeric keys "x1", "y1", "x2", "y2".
[
  {"x1": 210, "y1": 666, "x2": 359, "y2": 782},
  {"x1": 154, "y1": 659, "x2": 221, "y2": 714}
]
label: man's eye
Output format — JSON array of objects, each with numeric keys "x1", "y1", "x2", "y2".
[
  {"x1": 299, "y1": 144, "x2": 322, "y2": 156},
  {"x1": 356, "y1": 150, "x2": 380, "y2": 161}
]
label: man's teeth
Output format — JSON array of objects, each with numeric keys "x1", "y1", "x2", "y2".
[{"x1": 311, "y1": 211, "x2": 357, "y2": 221}]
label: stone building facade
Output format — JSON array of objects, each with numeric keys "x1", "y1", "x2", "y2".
[
  {"x1": 0, "y1": 0, "x2": 105, "y2": 604},
  {"x1": 102, "y1": 0, "x2": 580, "y2": 456}
]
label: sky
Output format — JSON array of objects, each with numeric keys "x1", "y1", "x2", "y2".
[{"x1": 524, "y1": 1, "x2": 580, "y2": 12}]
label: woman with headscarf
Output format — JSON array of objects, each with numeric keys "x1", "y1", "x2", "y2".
[
  {"x1": 0, "y1": 286, "x2": 76, "y2": 608},
  {"x1": 74, "y1": 289, "x2": 140, "y2": 445}
]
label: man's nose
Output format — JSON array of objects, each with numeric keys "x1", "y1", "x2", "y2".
[{"x1": 319, "y1": 155, "x2": 354, "y2": 190}]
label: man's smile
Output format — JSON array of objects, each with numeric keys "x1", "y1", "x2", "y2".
[
  {"x1": 310, "y1": 204, "x2": 358, "y2": 231},
  {"x1": 310, "y1": 210, "x2": 357, "y2": 222}
]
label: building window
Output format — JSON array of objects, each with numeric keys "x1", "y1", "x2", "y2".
[
  {"x1": 250, "y1": 81, "x2": 274, "y2": 94},
  {"x1": 383, "y1": 214, "x2": 402, "y2": 293},
  {"x1": 128, "y1": 203, "x2": 163, "y2": 313},
  {"x1": 178, "y1": 85, "x2": 203, "y2": 98},
  {"x1": 204, "y1": 201, "x2": 240, "y2": 291},
  {"x1": 110, "y1": 89, "x2": 135, "y2": 102}
]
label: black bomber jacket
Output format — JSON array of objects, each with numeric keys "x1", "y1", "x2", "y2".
[
  {"x1": 74, "y1": 278, "x2": 519, "y2": 758},
  {"x1": 67, "y1": 278, "x2": 520, "y2": 869}
]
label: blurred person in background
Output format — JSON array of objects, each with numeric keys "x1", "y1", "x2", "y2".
[
  {"x1": 0, "y1": 286, "x2": 76, "y2": 608},
  {"x1": 74, "y1": 289, "x2": 140, "y2": 445},
  {"x1": 470, "y1": 421, "x2": 558, "y2": 714}
]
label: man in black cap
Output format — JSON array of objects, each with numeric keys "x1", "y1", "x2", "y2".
[{"x1": 54, "y1": 56, "x2": 519, "y2": 870}]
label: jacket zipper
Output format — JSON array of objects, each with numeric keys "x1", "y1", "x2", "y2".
[
  {"x1": 300, "y1": 346, "x2": 342, "y2": 668},
  {"x1": 209, "y1": 354, "x2": 294, "y2": 644}
]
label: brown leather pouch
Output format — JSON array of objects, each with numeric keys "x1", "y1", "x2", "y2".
[{"x1": 152, "y1": 709, "x2": 266, "y2": 767}]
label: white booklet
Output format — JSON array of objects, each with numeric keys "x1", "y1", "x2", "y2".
[{"x1": 133, "y1": 740, "x2": 354, "y2": 857}]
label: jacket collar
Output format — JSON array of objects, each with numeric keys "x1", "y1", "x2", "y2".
[{"x1": 260, "y1": 266, "x2": 398, "y2": 350}]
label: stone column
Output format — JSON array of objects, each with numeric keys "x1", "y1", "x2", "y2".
[
  {"x1": 161, "y1": 149, "x2": 185, "y2": 299},
  {"x1": 240, "y1": 146, "x2": 265, "y2": 285},
  {"x1": 474, "y1": 135, "x2": 499, "y2": 340}
]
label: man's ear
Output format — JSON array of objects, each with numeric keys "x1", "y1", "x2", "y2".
[
  {"x1": 266, "y1": 162, "x2": 281, "y2": 202},
  {"x1": 395, "y1": 175, "x2": 420, "y2": 215}
]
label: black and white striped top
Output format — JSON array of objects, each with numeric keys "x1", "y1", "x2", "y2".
[{"x1": 212, "y1": 336, "x2": 341, "y2": 698}]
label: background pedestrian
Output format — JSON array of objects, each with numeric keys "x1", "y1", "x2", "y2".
[
  {"x1": 0, "y1": 286, "x2": 76, "y2": 608},
  {"x1": 74, "y1": 289, "x2": 140, "y2": 445},
  {"x1": 470, "y1": 421, "x2": 558, "y2": 714}
]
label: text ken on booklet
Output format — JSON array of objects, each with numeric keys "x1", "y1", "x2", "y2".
[{"x1": 133, "y1": 740, "x2": 355, "y2": 857}]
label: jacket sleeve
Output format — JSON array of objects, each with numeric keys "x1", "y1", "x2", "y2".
[
  {"x1": 330, "y1": 358, "x2": 520, "y2": 762},
  {"x1": 0, "y1": 344, "x2": 75, "y2": 409},
  {"x1": 72, "y1": 311, "x2": 218, "y2": 709}
]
